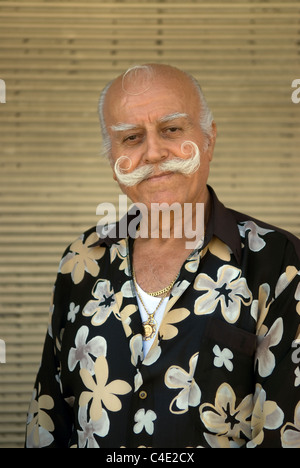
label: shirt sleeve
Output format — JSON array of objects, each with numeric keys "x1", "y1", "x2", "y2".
[
  {"x1": 249, "y1": 240, "x2": 300, "y2": 448},
  {"x1": 25, "y1": 256, "x2": 74, "y2": 448}
]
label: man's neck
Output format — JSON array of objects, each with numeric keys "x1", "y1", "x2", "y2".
[{"x1": 137, "y1": 189, "x2": 211, "y2": 249}]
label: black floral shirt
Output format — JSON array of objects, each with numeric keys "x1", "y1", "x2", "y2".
[{"x1": 25, "y1": 187, "x2": 300, "y2": 448}]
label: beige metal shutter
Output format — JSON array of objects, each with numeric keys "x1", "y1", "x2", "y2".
[{"x1": 0, "y1": 0, "x2": 299, "y2": 448}]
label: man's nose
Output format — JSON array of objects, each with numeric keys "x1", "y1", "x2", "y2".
[{"x1": 143, "y1": 134, "x2": 169, "y2": 164}]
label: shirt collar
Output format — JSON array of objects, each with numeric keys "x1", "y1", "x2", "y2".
[
  {"x1": 91, "y1": 185, "x2": 242, "y2": 264},
  {"x1": 205, "y1": 186, "x2": 242, "y2": 264}
]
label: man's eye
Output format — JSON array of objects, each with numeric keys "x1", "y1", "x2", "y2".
[
  {"x1": 163, "y1": 127, "x2": 182, "y2": 136},
  {"x1": 123, "y1": 134, "x2": 142, "y2": 144},
  {"x1": 125, "y1": 135, "x2": 136, "y2": 141}
]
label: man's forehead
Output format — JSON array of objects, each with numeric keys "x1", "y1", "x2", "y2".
[{"x1": 105, "y1": 67, "x2": 198, "y2": 114}]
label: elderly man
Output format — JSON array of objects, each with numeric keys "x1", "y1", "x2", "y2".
[{"x1": 26, "y1": 64, "x2": 300, "y2": 449}]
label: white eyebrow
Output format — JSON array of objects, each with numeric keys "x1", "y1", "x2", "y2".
[
  {"x1": 158, "y1": 112, "x2": 189, "y2": 123},
  {"x1": 110, "y1": 123, "x2": 139, "y2": 132},
  {"x1": 110, "y1": 113, "x2": 189, "y2": 133}
]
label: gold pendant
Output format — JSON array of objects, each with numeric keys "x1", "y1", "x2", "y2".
[{"x1": 143, "y1": 316, "x2": 157, "y2": 341}]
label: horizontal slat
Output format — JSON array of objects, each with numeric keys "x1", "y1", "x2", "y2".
[
  {"x1": 0, "y1": 43, "x2": 298, "y2": 52},
  {"x1": 1, "y1": 9, "x2": 299, "y2": 18},
  {"x1": 1, "y1": 2, "x2": 299, "y2": 8},
  {"x1": 1, "y1": 22, "x2": 300, "y2": 30}
]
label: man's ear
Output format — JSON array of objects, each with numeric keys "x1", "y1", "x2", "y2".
[{"x1": 207, "y1": 121, "x2": 217, "y2": 162}]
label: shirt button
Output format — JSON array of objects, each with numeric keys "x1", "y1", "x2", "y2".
[{"x1": 139, "y1": 390, "x2": 148, "y2": 400}]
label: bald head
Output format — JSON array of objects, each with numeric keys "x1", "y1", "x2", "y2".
[{"x1": 98, "y1": 64, "x2": 214, "y2": 160}]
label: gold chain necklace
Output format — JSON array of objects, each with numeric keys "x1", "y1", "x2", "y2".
[
  {"x1": 132, "y1": 269, "x2": 178, "y2": 341},
  {"x1": 147, "y1": 276, "x2": 178, "y2": 297}
]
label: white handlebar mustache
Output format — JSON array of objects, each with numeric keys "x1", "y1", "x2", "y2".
[{"x1": 114, "y1": 141, "x2": 201, "y2": 187}]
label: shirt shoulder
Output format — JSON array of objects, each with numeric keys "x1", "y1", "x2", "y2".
[
  {"x1": 229, "y1": 208, "x2": 300, "y2": 264},
  {"x1": 58, "y1": 225, "x2": 109, "y2": 285}
]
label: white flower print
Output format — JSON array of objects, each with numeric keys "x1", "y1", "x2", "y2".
[
  {"x1": 110, "y1": 239, "x2": 130, "y2": 276},
  {"x1": 121, "y1": 280, "x2": 135, "y2": 298},
  {"x1": 129, "y1": 334, "x2": 143, "y2": 368},
  {"x1": 294, "y1": 367, "x2": 300, "y2": 387},
  {"x1": 77, "y1": 405, "x2": 110, "y2": 448},
  {"x1": 204, "y1": 432, "x2": 244, "y2": 448},
  {"x1": 68, "y1": 326, "x2": 107, "y2": 374},
  {"x1": 133, "y1": 409, "x2": 157, "y2": 435},
  {"x1": 247, "y1": 384, "x2": 284, "y2": 448},
  {"x1": 213, "y1": 345, "x2": 233, "y2": 372},
  {"x1": 143, "y1": 345, "x2": 162, "y2": 366},
  {"x1": 295, "y1": 282, "x2": 300, "y2": 300},
  {"x1": 250, "y1": 283, "x2": 272, "y2": 330},
  {"x1": 238, "y1": 221, "x2": 273, "y2": 252},
  {"x1": 171, "y1": 279, "x2": 190, "y2": 297},
  {"x1": 47, "y1": 286, "x2": 55, "y2": 338},
  {"x1": 295, "y1": 281, "x2": 300, "y2": 315},
  {"x1": 194, "y1": 265, "x2": 252, "y2": 323},
  {"x1": 275, "y1": 266, "x2": 299, "y2": 299},
  {"x1": 165, "y1": 353, "x2": 201, "y2": 414},
  {"x1": 200, "y1": 383, "x2": 253, "y2": 441},
  {"x1": 67, "y1": 302, "x2": 80, "y2": 323},
  {"x1": 281, "y1": 401, "x2": 300, "y2": 448},
  {"x1": 26, "y1": 387, "x2": 55, "y2": 448},
  {"x1": 83, "y1": 279, "x2": 120, "y2": 326},
  {"x1": 133, "y1": 369, "x2": 143, "y2": 393},
  {"x1": 256, "y1": 317, "x2": 283, "y2": 378}
]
